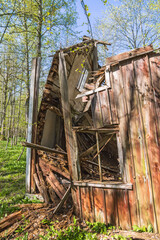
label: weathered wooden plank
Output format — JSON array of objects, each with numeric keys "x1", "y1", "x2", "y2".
[
  {"x1": 33, "y1": 173, "x2": 49, "y2": 203},
  {"x1": 72, "y1": 187, "x2": 82, "y2": 218},
  {"x1": 46, "y1": 175, "x2": 63, "y2": 199},
  {"x1": 80, "y1": 187, "x2": 92, "y2": 221},
  {"x1": 120, "y1": 60, "x2": 140, "y2": 226},
  {"x1": 52, "y1": 185, "x2": 71, "y2": 215},
  {"x1": 73, "y1": 124, "x2": 119, "y2": 130},
  {"x1": 96, "y1": 132, "x2": 102, "y2": 181},
  {"x1": 59, "y1": 51, "x2": 79, "y2": 181},
  {"x1": 111, "y1": 64, "x2": 129, "y2": 179},
  {"x1": 132, "y1": 56, "x2": 156, "y2": 229},
  {"x1": 99, "y1": 90, "x2": 112, "y2": 125},
  {"x1": 135, "y1": 54, "x2": 160, "y2": 231},
  {"x1": 91, "y1": 92, "x2": 103, "y2": 128},
  {"x1": 90, "y1": 187, "x2": 95, "y2": 222},
  {"x1": 36, "y1": 164, "x2": 50, "y2": 204},
  {"x1": 105, "y1": 189, "x2": 118, "y2": 226},
  {"x1": 108, "y1": 71, "x2": 119, "y2": 124},
  {"x1": 31, "y1": 57, "x2": 41, "y2": 193},
  {"x1": 148, "y1": 53, "x2": 160, "y2": 139},
  {"x1": 91, "y1": 45, "x2": 103, "y2": 128},
  {"x1": 48, "y1": 171, "x2": 66, "y2": 196},
  {"x1": 26, "y1": 57, "x2": 41, "y2": 193},
  {"x1": 76, "y1": 86, "x2": 107, "y2": 99},
  {"x1": 0, "y1": 211, "x2": 22, "y2": 232},
  {"x1": 117, "y1": 190, "x2": 131, "y2": 230},
  {"x1": 39, "y1": 158, "x2": 71, "y2": 180},
  {"x1": 106, "y1": 45, "x2": 153, "y2": 65},
  {"x1": 148, "y1": 54, "x2": 160, "y2": 231},
  {"x1": 93, "y1": 188, "x2": 106, "y2": 223},
  {"x1": 22, "y1": 142, "x2": 67, "y2": 155},
  {"x1": 74, "y1": 181, "x2": 133, "y2": 190}
]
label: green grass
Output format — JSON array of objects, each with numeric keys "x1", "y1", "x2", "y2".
[{"x1": 0, "y1": 140, "x2": 26, "y2": 218}]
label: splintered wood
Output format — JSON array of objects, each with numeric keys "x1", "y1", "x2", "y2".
[
  {"x1": 33, "y1": 146, "x2": 71, "y2": 204},
  {"x1": 0, "y1": 203, "x2": 74, "y2": 239}
]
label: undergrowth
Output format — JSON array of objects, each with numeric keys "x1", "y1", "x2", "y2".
[
  {"x1": 0, "y1": 140, "x2": 41, "y2": 219},
  {"x1": 38, "y1": 218, "x2": 132, "y2": 240}
]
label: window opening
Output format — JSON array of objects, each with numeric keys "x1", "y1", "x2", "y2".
[{"x1": 77, "y1": 131, "x2": 121, "y2": 182}]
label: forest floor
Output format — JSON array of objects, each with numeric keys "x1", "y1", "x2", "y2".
[
  {"x1": 0, "y1": 140, "x2": 27, "y2": 219},
  {"x1": 0, "y1": 140, "x2": 160, "y2": 240}
]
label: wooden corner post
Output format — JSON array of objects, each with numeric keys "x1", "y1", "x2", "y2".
[
  {"x1": 58, "y1": 51, "x2": 79, "y2": 181},
  {"x1": 26, "y1": 57, "x2": 41, "y2": 193}
]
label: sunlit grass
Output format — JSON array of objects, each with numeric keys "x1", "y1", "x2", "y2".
[{"x1": 0, "y1": 140, "x2": 26, "y2": 218}]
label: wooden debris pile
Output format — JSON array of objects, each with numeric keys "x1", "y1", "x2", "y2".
[
  {"x1": 0, "y1": 203, "x2": 74, "y2": 240},
  {"x1": 1, "y1": 203, "x2": 160, "y2": 240},
  {"x1": 35, "y1": 148, "x2": 70, "y2": 205}
]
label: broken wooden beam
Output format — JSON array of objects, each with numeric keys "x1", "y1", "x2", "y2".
[
  {"x1": 22, "y1": 142, "x2": 67, "y2": 155},
  {"x1": 39, "y1": 158, "x2": 71, "y2": 180},
  {"x1": 33, "y1": 173, "x2": 50, "y2": 204},
  {"x1": 48, "y1": 171, "x2": 66, "y2": 197},
  {"x1": 73, "y1": 124, "x2": 119, "y2": 132},
  {"x1": 52, "y1": 185, "x2": 71, "y2": 215},
  {"x1": 75, "y1": 86, "x2": 107, "y2": 99},
  {"x1": 0, "y1": 211, "x2": 22, "y2": 232},
  {"x1": 36, "y1": 164, "x2": 50, "y2": 204},
  {"x1": 79, "y1": 135, "x2": 112, "y2": 158},
  {"x1": 46, "y1": 175, "x2": 64, "y2": 199},
  {"x1": 92, "y1": 134, "x2": 114, "y2": 161},
  {"x1": 81, "y1": 159, "x2": 119, "y2": 173},
  {"x1": 73, "y1": 181, "x2": 133, "y2": 190}
]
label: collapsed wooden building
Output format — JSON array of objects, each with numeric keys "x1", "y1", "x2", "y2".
[{"x1": 24, "y1": 39, "x2": 160, "y2": 232}]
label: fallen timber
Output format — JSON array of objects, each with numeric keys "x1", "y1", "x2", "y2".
[{"x1": 22, "y1": 142, "x2": 67, "y2": 155}]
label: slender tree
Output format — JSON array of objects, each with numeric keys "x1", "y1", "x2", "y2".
[{"x1": 95, "y1": 0, "x2": 160, "y2": 59}]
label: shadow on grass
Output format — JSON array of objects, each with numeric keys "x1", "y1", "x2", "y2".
[{"x1": 0, "y1": 140, "x2": 26, "y2": 218}]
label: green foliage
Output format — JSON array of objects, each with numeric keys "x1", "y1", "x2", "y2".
[
  {"x1": 0, "y1": 203, "x2": 20, "y2": 219},
  {"x1": 112, "y1": 234, "x2": 132, "y2": 240},
  {"x1": 132, "y1": 224, "x2": 153, "y2": 233},
  {"x1": 0, "y1": 140, "x2": 26, "y2": 211},
  {"x1": 39, "y1": 218, "x2": 117, "y2": 240},
  {"x1": 0, "y1": 140, "x2": 40, "y2": 219},
  {"x1": 96, "y1": 0, "x2": 160, "y2": 60},
  {"x1": 87, "y1": 221, "x2": 115, "y2": 234},
  {"x1": 147, "y1": 224, "x2": 154, "y2": 233},
  {"x1": 101, "y1": 0, "x2": 108, "y2": 5},
  {"x1": 39, "y1": 224, "x2": 97, "y2": 240},
  {"x1": 15, "y1": 232, "x2": 28, "y2": 240},
  {"x1": 41, "y1": 219, "x2": 52, "y2": 225}
]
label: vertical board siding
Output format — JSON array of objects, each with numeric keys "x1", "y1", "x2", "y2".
[
  {"x1": 148, "y1": 54, "x2": 160, "y2": 231},
  {"x1": 80, "y1": 187, "x2": 92, "y2": 221},
  {"x1": 105, "y1": 189, "x2": 118, "y2": 226},
  {"x1": 93, "y1": 188, "x2": 106, "y2": 223},
  {"x1": 75, "y1": 52, "x2": 160, "y2": 232},
  {"x1": 91, "y1": 94, "x2": 103, "y2": 128},
  {"x1": 120, "y1": 61, "x2": 140, "y2": 226},
  {"x1": 99, "y1": 91, "x2": 112, "y2": 125},
  {"x1": 133, "y1": 56, "x2": 156, "y2": 229},
  {"x1": 111, "y1": 65, "x2": 128, "y2": 179},
  {"x1": 117, "y1": 190, "x2": 131, "y2": 229},
  {"x1": 148, "y1": 54, "x2": 160, "y2": 141},
  {"x1": 136, "y1": 54, "x2": 160, "y2": 230}
]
